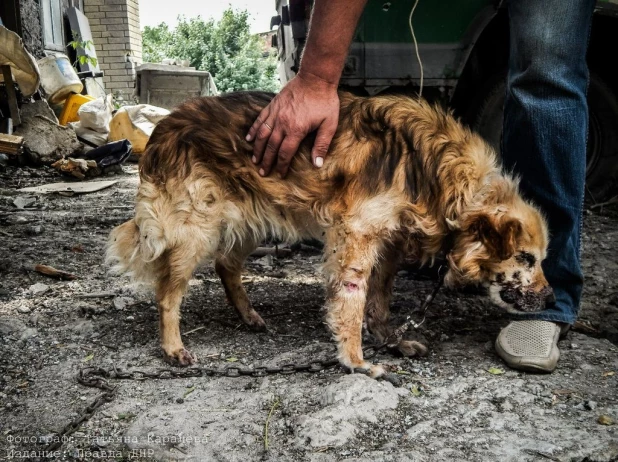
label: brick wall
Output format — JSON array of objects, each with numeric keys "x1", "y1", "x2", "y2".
[{"x1": 83, "y1": 0, "x2": 142, "y2": 101}]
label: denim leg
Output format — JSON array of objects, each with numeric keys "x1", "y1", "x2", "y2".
[{"x1": 502, "y1": 0, "x2": 595, "y2": 325}]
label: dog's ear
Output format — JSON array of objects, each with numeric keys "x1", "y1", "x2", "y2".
[{"x1": 473, "y1": 215, "x2": 522, "y2": 261}]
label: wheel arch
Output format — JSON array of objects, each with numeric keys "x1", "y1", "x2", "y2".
[{"x1": 450, "y1": 5, "x2": 618, "y2": 119}]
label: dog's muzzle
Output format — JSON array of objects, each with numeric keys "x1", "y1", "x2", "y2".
[{"x1": 500, "y1": 285, "x2": 555, "y2": 312}]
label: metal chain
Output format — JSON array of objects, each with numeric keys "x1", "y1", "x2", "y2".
[
  {"x1": 44, "y1": 353, "x2": 360, "y2": 453},
  {"x1": 381, "y1": 264, "x2": 446, "y2": 349},
  {"x1": 42, "y1": 354, "x2": 349, "y2": 452},
  {"x1": 44, "y1": 377, "x2": 116, "y2": 452},
  {"x1": 43, "y1": 271, "x2": 445, "y2": 453}
]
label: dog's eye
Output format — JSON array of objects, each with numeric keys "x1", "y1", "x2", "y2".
[{"x1": 515, "y1": 251, "x2": 536, "y2": 268}]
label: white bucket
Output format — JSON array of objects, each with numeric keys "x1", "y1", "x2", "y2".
[{"x1": 37, "y1": 54, "x2": 84, "y2": 104}]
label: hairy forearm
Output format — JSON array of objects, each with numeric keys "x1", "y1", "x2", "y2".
[{"x1": 298, "y1": 0, "x2": 368, "y2": 85}]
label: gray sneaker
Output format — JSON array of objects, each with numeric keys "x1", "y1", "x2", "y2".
[{"x1": 495, "y1": 320, "x2": 567, "y2": 373}]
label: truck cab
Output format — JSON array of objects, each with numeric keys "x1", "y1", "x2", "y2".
[{"x1": 272, "y1": 0, "x2": 618, "y2": 201}]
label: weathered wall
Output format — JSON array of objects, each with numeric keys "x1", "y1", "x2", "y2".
[
  {"x1": 17, "y1": 0, "x2": 92, "y2": 60},
  {"x1": 84, "y1": 0, "x2": 142, "y2": 101},
  {"x1": 19, "y1": 0, "x2": 44, "y2": 59}
]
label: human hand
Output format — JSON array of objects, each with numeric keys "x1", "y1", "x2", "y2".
[{"x1": 246, "y1": 72, "x2": 340, "y2": 177}]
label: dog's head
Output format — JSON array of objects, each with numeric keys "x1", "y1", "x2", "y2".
[{"x1": 445, "y1": 199, "x2": 553, "y2": 313}]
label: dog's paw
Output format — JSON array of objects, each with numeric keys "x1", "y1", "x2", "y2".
[
  {"x1": 353, "y1": 362, "x2": 387, "y2": 379},
  {"x1": 243, "y1": 311, "x2": 267, "y2": 332},
  {"x1": 395, "y1": 340, "x2": 428, "y2": 357},
  {"x1": 163, "y1": 347, "x2": 197, "y2": 367},
  {"x1": 368, "y1": 363, "x2": 386, "y2": 378}
]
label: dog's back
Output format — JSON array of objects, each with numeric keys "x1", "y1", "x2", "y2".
[{"x1": 107, "y1": 90, "x2": 497, "y2": 283}]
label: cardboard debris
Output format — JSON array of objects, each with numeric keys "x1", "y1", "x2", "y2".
[{"x1": 18, "y1": 180, "x2": 117, "y2": 195}]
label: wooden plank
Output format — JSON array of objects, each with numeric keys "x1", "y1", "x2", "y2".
[
  {"x1": 0, "y1": 133, "x2": 23, "y2": 155},
  {"x1": 0, "y1": 134, "x2": 23, "y2": 143},
  {"x1": 1, "y1": 65, "x2": 21, "y2": 126}
]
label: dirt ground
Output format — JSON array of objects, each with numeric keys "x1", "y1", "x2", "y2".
[{"x1": 1, "y1": 164, "x2": 617, "y2": 462}]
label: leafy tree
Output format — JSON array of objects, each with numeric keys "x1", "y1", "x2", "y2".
[
  {"x1": 141, "y1": 23, "x2": 173, "y2": 64},
  {"x1": 142, "y1": 9, "x2": 279, "y2": 93}
]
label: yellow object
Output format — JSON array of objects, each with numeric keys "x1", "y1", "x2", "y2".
[
  {"x1": 108, "y1": 110, "x2": 149, "y2": 154},
  {"x1": 59, "y1": 93, "x2": 95, "y2": 126},
  {"x1": 108, "y1": 104, "x2": 170, "y2": 155}
]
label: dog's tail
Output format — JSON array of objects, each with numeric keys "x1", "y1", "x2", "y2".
[{"x1": 106, "y1": 182, "x2": 169, "y2": 284}]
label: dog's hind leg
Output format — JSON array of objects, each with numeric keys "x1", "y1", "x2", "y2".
[
  {"x1": 323, "y1": 229, "x2": 386, "y2": 378},
  {"x1": 155, "y1": 232, "x2": 220, "y2": 366},
  {"x1": 365, "y1": 245, "x2": 428, "y2": 358},
  {"x1": 215, "y1": 242, "x2": 266, "y2": 331}
]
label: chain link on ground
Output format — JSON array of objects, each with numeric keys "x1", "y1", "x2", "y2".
[{"x1": 43, "y1": 348, "x2": 380, "y2": 452}]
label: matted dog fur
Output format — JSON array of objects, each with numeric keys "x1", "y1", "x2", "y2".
[{"x1": 107, "y1": 91, "x2": 553, "y2": 377}]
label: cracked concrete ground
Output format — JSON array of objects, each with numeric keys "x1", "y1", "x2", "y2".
[{"x1": 1, "y1": 165, "x2": 617, "y2": 461}]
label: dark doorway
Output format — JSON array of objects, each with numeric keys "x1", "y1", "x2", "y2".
[{"x1": 0, "y1": 0, "x2": 22, "y2": 36}]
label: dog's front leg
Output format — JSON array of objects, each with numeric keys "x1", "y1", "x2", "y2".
[{"x1": 323, "y1": 230, "x2": 386, "y2": 378}]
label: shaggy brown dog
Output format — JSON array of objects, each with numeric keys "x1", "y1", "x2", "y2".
[{"x1": 107, "y1": 91, "x2": 554, "y2": 377}]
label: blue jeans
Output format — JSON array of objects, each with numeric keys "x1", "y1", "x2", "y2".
[{"x1": 501, "y1": 0, "x2": 596, "y2": 325}]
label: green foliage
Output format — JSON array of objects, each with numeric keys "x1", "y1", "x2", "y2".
[
  {"x1": 142, "y1": 9, "x2": 280, "y2": 93},
  {"x1": 68, "y1": 32, "x2": 98, "y2": 69},
  {"x1": 141, "y1": 23, "x2": 174, "y2": 64}
]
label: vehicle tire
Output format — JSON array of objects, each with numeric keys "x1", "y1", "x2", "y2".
[{"x1": 465, "y1": 73, "x2": 618, "y2": 201}]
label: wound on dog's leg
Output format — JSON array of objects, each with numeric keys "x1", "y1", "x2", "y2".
[{"x1": 324, "y1": 234, "x2": 386, "y2": 378}]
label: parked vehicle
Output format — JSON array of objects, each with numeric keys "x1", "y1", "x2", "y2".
[{"x1": 271, "y1": 0, "x2": 618, "y2": 200}]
